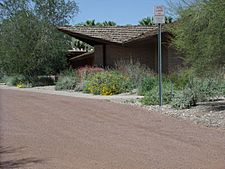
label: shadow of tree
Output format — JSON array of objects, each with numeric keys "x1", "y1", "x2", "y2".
[
  {"x1": 200, "y1": 100, "x2": 225, "y2": 112},
  {"x1": 0, "y1": 146, "x2": 45, "y2": 169}
]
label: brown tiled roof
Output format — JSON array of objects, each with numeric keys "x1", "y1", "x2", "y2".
[{"x1": 58, "y1": 26, "x2": 160, "y2": 44}]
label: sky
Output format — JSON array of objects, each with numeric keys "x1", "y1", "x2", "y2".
[{"x1": 73, "y1": 0, "x2": 174, "y2": 25}]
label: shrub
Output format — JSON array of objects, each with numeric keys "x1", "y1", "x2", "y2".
[
  {"x1": 171, "y1": 77, "x2": 223, "y2": 109},
  {"x1": 138, "y1": 76, "x2": 157, "y2": 95},
  {"x1": 166, "y1": 69, "x2": 194, "y2": 90},
  {"x1": 76, "y1": 66, "x2": 104, "y2": 81},
  {"x1": 3, "y1": 75, "x2": 27, "y2": 86},
  {"x1": 189, "y1": 78, "x2": 222, "y2": 102},
  {"x1": 141, "y1": 82, "x2": 174, "y2": 105},
  {"x1": 171, "y1": 89, "x2": 197, "y2": 109},
  {"x1": 84, "y1": 71, "x2": 131, "y2": 95},
  {"x1": 55, "y1": 69, "x2": 78, "y2": 90},
  {"x1": 115, "y1": 59, "x2": 155, "y2": 89},
  {"x1": 29, "y1": 76, "x2": 55, "y2": 87},
  {"x1": 0, "y1": 71, "x2": 5, "y2": 83},
  {"x1": 16, "y1": 82, "x2": 28, "y2": 88},
  {"x1": 74, "y1": 80, "x2": 89, "y2": 92},
  {"x1": 221, "y1": 80, "x2": 225, "y2": 96}
]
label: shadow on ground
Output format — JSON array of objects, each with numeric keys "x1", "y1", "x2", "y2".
[
  {"x1": 0, "y1": 146, "x2": 45, "y2": 169},
  {"x1": 200, "y1": 100, "x2": 225, "y2": 112}
]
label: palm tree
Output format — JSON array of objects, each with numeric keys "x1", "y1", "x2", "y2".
[
  {"x1": 71, "y1": 38, "x2": 93, "y2": 51},
  {"x1": 139, "y1": 17, "x2": 154, "y2": 26},
  {"x1": 165, "y1": 16, "x2": 173, "y2": 24},
  {"x1": 139, "y1": 16, "x2": 173, "y2": 26},
  {"x1": 84, "y1": 19, "x2": 96, "y2": 26},
  {"x1": 102, "y1": 21, "x2": 116, "y2": 26},
  {"x1": 76, "y1": 20, "x2": 117, "y2": 27},
  {"x1": 76, "y1": 20, "x2": 96, "y2": 26}
]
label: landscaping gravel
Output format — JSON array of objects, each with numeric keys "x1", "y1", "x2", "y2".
[{"x1": 114, "y1": 97, "x2": 225, "y2": 129}]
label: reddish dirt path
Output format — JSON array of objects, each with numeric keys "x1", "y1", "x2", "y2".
[{"x1": 1, "y1": 89, "x2": 225, "y2": 169}]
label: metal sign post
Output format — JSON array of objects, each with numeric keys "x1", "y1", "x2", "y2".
[
  {"x1": 158, "y1": 23, "x2": 163, "y2": 106},
  {"x1": 154, "y1": 5, "x2": 165, "y2": 107}
]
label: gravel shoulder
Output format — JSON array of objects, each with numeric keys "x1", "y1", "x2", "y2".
[
  {"x1": 1, "y1": 84, "x2": 225, "y2": 129},
  {"x1": 0, "y1": 84, "x2": 143, "y2": 101}
]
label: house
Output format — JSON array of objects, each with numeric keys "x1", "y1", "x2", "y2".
[{"x1": 58, "y1": 26, "x2": 182, "y2": 73}]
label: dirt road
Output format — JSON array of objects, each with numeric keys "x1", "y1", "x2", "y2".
[{"x1": 1, "y1": 89, "x2": 225, "y2": 169}]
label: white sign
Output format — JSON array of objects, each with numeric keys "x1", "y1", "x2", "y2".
[{"x1": 154, "y1": 6, "x2": 165, "y2": 24}]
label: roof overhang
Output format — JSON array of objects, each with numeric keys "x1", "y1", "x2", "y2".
[{"x1": 58, "y1": 27, "x2": 119, "y2": 45}]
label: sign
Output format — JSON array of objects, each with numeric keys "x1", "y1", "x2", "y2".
[
  {"x1": 154, "y1": 5, "x2": 165, "y2": 106},
  {"x1": 154, "y1": 6, "x2": 165, "y2": 24}
]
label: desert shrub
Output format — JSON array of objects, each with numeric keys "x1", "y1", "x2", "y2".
[
  {"x1": 30, "y1": 76, "x2": 55, "y2": 87},
  {"x1": 171, "y1": 88, "x2": 197, "y2": 109},
  {"x1": 74, "y1": 80, "x2": 89, "y2": 92},
  {"x1": 76, "y1": 66, "x2": 104, "y2": 81},
  {"x1": 138, "y1": 76, "x2": 157, "y2": 95},
  {"x1": 186, "y1": 78, "x2": 222, "y2": 102},
  {"x1": 141, "y1": 82, "x2": 174, "y2": 105},
  {"x1": 171, "y1": 77, "x2": 223, "y2": 109},
  {"x1": 195, "y1": 78, "x2": 222, "y2": 101},
  {"x1": 84, "y1": 71, "x2": 131, "y2": 95},
  {"x1": 3, "y1": 75, "x2": 27, "y2": 86},
  {"x1": 221, "y1": 80, "x2": 225, "y2": 96},
  {"x1": 115, "y1": 59, "x2": 155, "y2": 89},
  {"x1": 166, "y1": 69, "x2": 194, "y2": 90},
  {"x1": 0, "y1": 71, "x2": 5, "y2": 83},
  {"x1": 55, "y1": 69, "x2": 78, "y2": 90}
]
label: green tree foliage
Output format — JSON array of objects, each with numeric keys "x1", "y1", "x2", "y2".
[
  {"x1": 71, "y1": 38, "x2": 93, "y2": 51},
  {"x1": 170, "y1": 0, "x2": 225, "y2": 75},
  {"x1": 33, "y1": 0, "x2": 78, "y2": 26},
  {"x1": 76, "y1": 20, "x2": 117, "y2": 26},
  {"x1": 139, "y1": 17, "x2": 154, "y2": 26},
  {"x1": 139, "y1": 16, "x2": 173, "y2": 26},
  {"x1": 0, "y1": 0, "x2": 79, "y2": 77},
  {"x1": 101, "y1": 21, "x2": 116, "y2": 26}
]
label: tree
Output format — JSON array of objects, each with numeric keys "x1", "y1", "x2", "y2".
[
  {"x1": 78, "y1": 19, "x2": 96, "y2": 26},
  {"x1": 165, "y1": 16, "x2": 173, "y2": 24},
  {"x1": 76, "y1": 20, "x2": 117, "y2": 26},
  {"x1": 170, "y1": 0, "x2": 225, "y2": 75},
  {"x1": 139, "y1": 17, "x2": 154, "y2": 26},
  {"x1": 33, "y1": 0, "x2": 78, "y2": 26},
  {"x1": 0, "y1": 0, "x2": 79, "y2": 77},
  {"x1": 71, "y1": 38, "x2": 93, "y2": 51},
  {"x1": 102, "y1": 21, "x2": 116, "y2": 26},
  {"x1": 139, "y1": 16, "x2": 173, "y2": 26}
]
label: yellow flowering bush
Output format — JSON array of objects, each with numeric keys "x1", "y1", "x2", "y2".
[
  {"x1": 16, "y1": 82, "x2": 26, "y2": 88},
  {"x1": 84, "y1": 71, "x2": 131, "y2": 95}
]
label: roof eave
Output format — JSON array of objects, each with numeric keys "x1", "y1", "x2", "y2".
[{"x1": 58, "y1": 27, "x2": 121, "y2": 46}]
